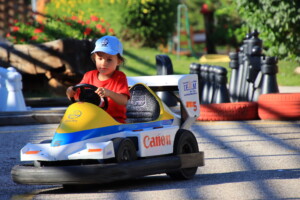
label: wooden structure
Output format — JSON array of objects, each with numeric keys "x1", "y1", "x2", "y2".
[
  {"x1": 0, "y1": 0, "x2": 33, "y2": 37},
  {"x1": 0, "y1": 39, "x2": 95, "y2": 95}
]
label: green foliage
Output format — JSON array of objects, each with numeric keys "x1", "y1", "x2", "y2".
[
  {"x1": 46, "y1": 0, "x2": 179, "y2": 48},
  {"x1": 181, "y1": 0, "x2": 204, "y2": 30},
  {"x1": 213, "y1": 0, "x2": 243, "y2": 47},
  {"x1": 182, "y1": 0, "x2": 243, "y2": 48},
  {"x1": 6, "y1": 0, "x2": 179, "y2": 47},
  {"x1": 235, "y1": 0, "x2": 300, "y2": 62},
  {"x1": 117, "y1": 0, "x2": 179, "y2": 47}
]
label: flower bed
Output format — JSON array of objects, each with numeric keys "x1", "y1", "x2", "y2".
[{"x1": 6, "y1": 14, "x2": 113, "y2": 44}]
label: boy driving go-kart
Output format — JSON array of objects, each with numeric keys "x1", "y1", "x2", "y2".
[{"x1": 12, "y1": 73, "x2": 204, "y2": 186}]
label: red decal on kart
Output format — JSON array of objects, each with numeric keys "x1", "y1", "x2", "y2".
[
  {"x1": 186, "y1": 101, "x2": 197, "y2": 111},
  {"x1": 143, "y1": 135, "x2": 171, "y2": 149}
]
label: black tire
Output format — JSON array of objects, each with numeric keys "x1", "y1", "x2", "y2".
[
  {"x1": 113, "y1": 138, "x2": 137, "y2": 163},
  {"x1": 167, "y1": 129, "x2": 199, "y2": 180},
  {"x1": 62, "y1": 184, "x2": 92, "y2": 191}
]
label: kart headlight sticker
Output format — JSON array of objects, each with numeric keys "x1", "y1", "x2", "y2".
[{"x1": 68, "y1": 110, "x2": 82, "y2": 119}]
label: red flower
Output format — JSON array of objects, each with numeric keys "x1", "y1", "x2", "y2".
[
  {"x1": 71, "y1": 16, "x2": 77, "y2": 20},
  {"x1": 100, "y1": 28, "x2": 106, "y2": 34},
  {"x1": 6, "y1": 33, "x2": 11, "y2": 37},
  {"x1": 65, "y1": 22, "x2": 72, "y2": 26},
  {"x1": 31, "y1": 36, "x2": 38, "y2": 40},
  {"x1": 109, "y1": 28, "x2": 114, "y2": 34},
  {"x1": 201, "y1": 3, "x2": 212, "y2": 14},
  {"x1": 12, "y1": 26, "x2": 20, "y2": 32},
  {"x1": 85, "y1": 19, "x2": 91, "y2": 25},
  {"x1": 77, "y1": 20, "x2": 85, "y2": 25},
  {"x1": 84, "y1": 28, "x2": 92, "y2": 35},
  {"x1": 96, "y1": 24, "x2": 103, "y2": 30},
  {"x1": 90, "y1": 15, "x2": 99, "y2": 22},
  {"x1": 34, "y1": 27, "x2": 44, "y2": 33}
]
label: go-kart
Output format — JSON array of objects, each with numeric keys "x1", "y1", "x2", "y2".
[{"x1": 11, "y1": 74, "x2": 204, "y2": 187}]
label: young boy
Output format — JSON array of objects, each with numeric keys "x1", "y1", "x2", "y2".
[{"x1": 66, "y1": 35, "x2": 130, "y2": 123}]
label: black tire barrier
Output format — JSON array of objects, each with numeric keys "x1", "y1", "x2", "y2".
[
  {"x1": 197, "y1": 102, "x2": 258, "y2": 121},
  {"x1": 228, "y1": 52, "x2": 239, "y2": 102},
  {"x1": 190, "y1": 63, "x2": 230, "y2": 104},
  {"x1": 156, "y1": 55, "x2": 177, "y2": 106},
  {"x1": 260, "y1": 57, "x2": 279, "y2": 95},
  {"x1": 258, "y1": 93, "x2": 300, "y2": 120},
  {"x1": 228, "y1": 30, "x2": 279, "y2": 102}
]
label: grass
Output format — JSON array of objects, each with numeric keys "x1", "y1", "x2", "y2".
[{"x1": 122, "y1": 43, "x2": 300, "y2": 86}]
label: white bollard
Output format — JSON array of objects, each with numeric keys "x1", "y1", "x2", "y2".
[
  {"x1": 0, "y1": 67, "x2": 8, "y2": 111},
  {"x1": 0, "y1": 67, "x2": 27, "y2": 112}
]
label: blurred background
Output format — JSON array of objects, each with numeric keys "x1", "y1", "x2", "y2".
[{"x1": 0, "y1": 0, "x2": 299, "y2": 97}]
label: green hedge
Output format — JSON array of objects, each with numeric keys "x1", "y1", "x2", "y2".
[
  {"x1": 236, "y1": 0, "x2": 300, "y2": 62},
  {"x1": 118, "y1": 0, "x2": 179, "y2": 47}
]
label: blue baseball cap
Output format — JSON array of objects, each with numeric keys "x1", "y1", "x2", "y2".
[{"x1": 91, "y1": 35, "x2": 123, "y2": 56}]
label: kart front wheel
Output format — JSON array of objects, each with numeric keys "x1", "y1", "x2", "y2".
[
  {"x1": 167, "y1": 129, "x2": 199, "y2": 180},
  {"x1": 113, "y1": 138, "x2": 137, "y2": 163}
]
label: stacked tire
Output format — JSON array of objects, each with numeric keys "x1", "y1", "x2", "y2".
[
  {"x1": 197, "y1": 102, "x2": 258, "y2": 121},
  {"x1": 258, "y1": 93, "x2": 300, "y2": 120}
]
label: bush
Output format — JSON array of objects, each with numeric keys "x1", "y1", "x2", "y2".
[
  {"x1": 236, "y1": 0, "x2": 300, "y2": 62},
  {"x1": 117, "y1": 0, "x2": 179, "y2": 47},
  {"x1": 5, "y1": 0, "x2": 179, "y2": 48}
]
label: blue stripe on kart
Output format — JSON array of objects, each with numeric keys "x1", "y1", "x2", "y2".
[{"x1": 51, "y1": 119, "x2": 173, "y2": 146}]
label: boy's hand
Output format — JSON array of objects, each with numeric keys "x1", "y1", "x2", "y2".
[
  {"x1": 95, "y1": 87, "x2": 128, "y2": 106},
  {"x1": 66, "y1": 86, "x2": 76, "y2": 100},
  {"x1": 95, "y1": 87, "x2": 110, "y2": 98}
]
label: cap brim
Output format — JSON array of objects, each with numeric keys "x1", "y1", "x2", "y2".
[{"x1": 91, "y1": 47, "x2": 118, "y2": 55}]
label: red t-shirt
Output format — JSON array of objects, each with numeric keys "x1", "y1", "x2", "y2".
[{"x1": 76, "y1": 70, "x2": 130, "y2": 123}]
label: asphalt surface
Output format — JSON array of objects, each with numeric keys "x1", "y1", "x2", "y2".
[
  {"x1": 0, "y1": 86, "x2": 299, "y2": 199},
  {"x1": 1, "y1": 121, "x2": 300, "y2": 200}
]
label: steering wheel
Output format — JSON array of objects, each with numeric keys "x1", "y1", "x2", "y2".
[{"x1": 71, "y1": 83, "x2": 108, "y2": 110}]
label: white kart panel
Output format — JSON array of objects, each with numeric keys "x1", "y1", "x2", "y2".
[
  {"x1": 21, "y1": 132, "x2": 126, "y2": 161},
  {"x1": 126, "y1": 125, "x2": 178, "y2": 157},
  {"x1": 68, "y1": 141, "x2": 115, "y2": 160},
  {"x1": 128, "y1": 75, "x2": 185, "y2": 88},
  {"x1": 178, "y1": 74, "x2": 199, "y2": 118},
  {"x1": 178, "y1": 74, "x2": 200, "y2": 129},
  {"x1": 21, "y1": 143, "x2": 53, "y2": 161}
]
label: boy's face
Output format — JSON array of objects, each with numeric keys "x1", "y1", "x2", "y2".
[{"x1": 94, "y1": 52, "x2": 121, "y2": 77}]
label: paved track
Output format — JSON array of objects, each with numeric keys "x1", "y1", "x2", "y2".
[{"x1": 1, "y1": 120, "x2": 300, "y2": 199}]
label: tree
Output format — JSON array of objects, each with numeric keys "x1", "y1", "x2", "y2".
[{"x1": 235, "y1": 0, "x2": 300, "y2": 62}]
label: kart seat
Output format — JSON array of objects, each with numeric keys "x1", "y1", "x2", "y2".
[{"x1": 126, "y1": 84, "x2": 160, "y2": 123}]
